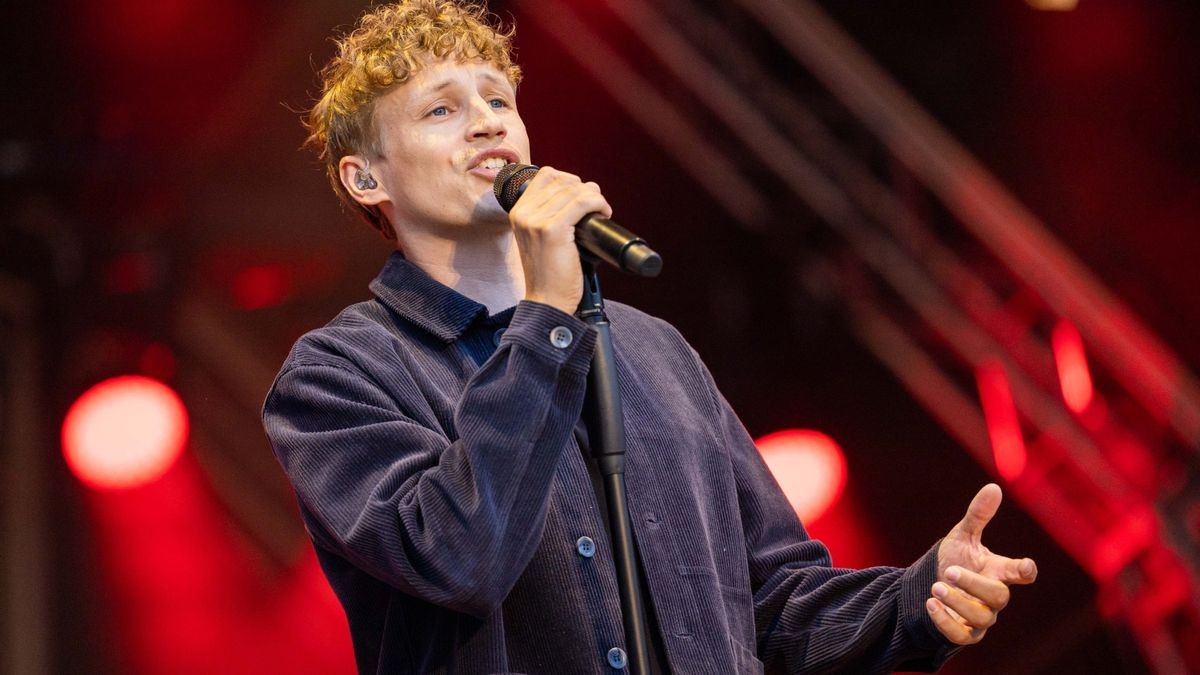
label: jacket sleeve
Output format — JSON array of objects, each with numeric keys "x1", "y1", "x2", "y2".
[
  {"x1": 695, "y1": 353, "x2": 960, "y2": 674},
  {"x1": 262, "y1": 301, "x2": 595, "y2": 619}
]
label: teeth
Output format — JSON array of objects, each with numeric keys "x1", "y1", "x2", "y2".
[{"x1": 478, "y1": 157, "x2": 509, "y2": 170}]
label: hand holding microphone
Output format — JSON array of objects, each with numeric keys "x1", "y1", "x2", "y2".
[
  {"x1": 497, "y1": 166, "x2": 608, "y2": 314},
  {"x1": 495, "y1": 164, "x2": 663, "y2": 279}
]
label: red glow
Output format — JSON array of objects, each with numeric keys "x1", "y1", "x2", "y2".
[
  {"x1": 1026, "y1": 0, "x2": 1077, "y2": 10},
  {"x1": 138, "y1": 343, "x2": 178, "y2": 381},
  {"x1": 232, "y1": 264, "x2": 294, "y2": 310},
  {"x1": 1051, "y1": 319, "x2": 1094, "y2": 413},
  {"x1": 976, "y1": 360, "x2": 1027, "y2": 480},
  {"x1": 204, "y1": 251, "x2": 339, "y2": 311},
  {"x1": 76, "y1": 0, "x2": 249, "y2": 65},
  {"x1": 62, "y1": 376, "x2": 188, "y2": 490},
  {"x1": 1089, "y1": 504, "x2": 1155, "y2": 582},
  {"x1": 89, "y1": 454, "x2": 354, "y2": 674},
  {"x1": 756, "y1": 429, "x2": 848, "y2": 524},
  {"x1": 105, "y1": 251, "x2": 159, "y2": 294}
]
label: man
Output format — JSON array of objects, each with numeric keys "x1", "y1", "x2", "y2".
[{"x1": 263, "y1": 2, "x2": 1038, "y2": 673}]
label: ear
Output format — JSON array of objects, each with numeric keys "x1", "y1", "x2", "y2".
[{"x1": 338, "y1": 155, "x2": 390, "y2": 207}]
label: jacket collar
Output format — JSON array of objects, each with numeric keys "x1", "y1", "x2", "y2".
[{"x1": 369, "y1": 252, "x2": 489, "y2": 342}]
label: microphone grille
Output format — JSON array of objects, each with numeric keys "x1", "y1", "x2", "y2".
[{"x1": 493, "y1": 163, "x2": 539, "y2": 211}]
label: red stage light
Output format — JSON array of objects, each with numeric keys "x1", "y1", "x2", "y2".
[
  {"x1": 232, "y1": 263, "x2": 293, "y2": 310},
  {"x1": 976, "y1": 360, "x2": 1027, "y2": 481},
  {"x1": 1026, "y1": 0, "x2": 1078, "y2": 10},
  {"x1": 756, "y1": 429, "x2": 848, "y2": 524},
  {"x1": 1051, "y1": 319, "x2": 1094, "y2": 413},
  {"x1": 62, "y1": 375, "x2": 188, "y2": 490}
]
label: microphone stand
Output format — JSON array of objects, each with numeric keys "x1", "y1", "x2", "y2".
[{"x1": 577, "y1": 258, "x2": 652, "y2": 675}]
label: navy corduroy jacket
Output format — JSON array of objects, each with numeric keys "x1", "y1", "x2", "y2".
[{"x1": 262, "y1": 253, "x2": 957, "y2": 674}]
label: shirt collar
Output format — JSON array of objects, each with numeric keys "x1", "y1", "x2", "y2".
[{"x1": 369, "y1": 252, "x2": 490, "y2": 342}]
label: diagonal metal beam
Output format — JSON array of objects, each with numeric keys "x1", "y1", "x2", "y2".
[
  {"x1": 737, "y1": 0, "x2": 1200, "y2": 451},
  {"x1": 517, "y1": 0, "x2": 770, "y2": 230}
]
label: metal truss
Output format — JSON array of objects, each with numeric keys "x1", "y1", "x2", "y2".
[{"x1": 520, "y1": 0, "x2": 1200, "y2": 671}]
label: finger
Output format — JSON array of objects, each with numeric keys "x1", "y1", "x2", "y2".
[
  {"x1": 960, "y1": 552, "x2": 1037, "y2": 587},
  {"x1": 510, "y1": 175, "x2": 566, "y2": 215},
  {"x1": 527, "y1": 168, "x2": 591, "y2": 199},
  {"x1": 547, "y1": 193, "x2": 611, "y2": 232},
  {"x1": 513, "y1": 185, "x2": 607, "y2": 234},
  {"x1": 582, "y1": 182, "x2": 613, "y2": 218},
  {"x1": 1008, "y1": 557, "x2": 1036, "y2": 583},
  {"x1": 926, "y1": 597, "x2": 984, "y2": 646},
  {"x1": 518, "y1": 168, "x2": 582, "y2": 208},
  {"x1": 945, "y1": 566, "x2": 1010, "y2": 609},
  {"x1": 932, "y1": 581, "x2": 997, "y2": 630},
  {"x1": 941, "y1": 602, "x2": 966, "y2": 624},
  {"x1": 956, "y1": 483, "x2": 1002, "y2": 540},
  {"x1": 522, "y1": 176, "x2": 606, "y2": 217}
]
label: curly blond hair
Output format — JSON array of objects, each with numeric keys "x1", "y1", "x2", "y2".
[{"x1": 305, "y1": 1, "x2": 522, "y2": 239}]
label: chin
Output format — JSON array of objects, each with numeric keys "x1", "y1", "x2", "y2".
[{"x1": 468, "y1": 201, "x2": 511, "y2": 229}]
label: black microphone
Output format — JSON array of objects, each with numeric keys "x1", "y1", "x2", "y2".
[{"x1": 493, "y1": 164, "x2": 663, "y2": 278}]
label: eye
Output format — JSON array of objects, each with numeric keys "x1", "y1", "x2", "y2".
[
  {"x1": 488, "y1": 98, "x2": 507, "y2": 110},
  {"x1": 428, "y1": 105, "x2": 450, "y2": 118}
]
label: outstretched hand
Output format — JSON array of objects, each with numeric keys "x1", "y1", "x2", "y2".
[{"x1": 929, "y1": 483, "x2": 1038, "y2": 645}]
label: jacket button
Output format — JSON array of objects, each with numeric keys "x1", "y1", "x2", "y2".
[
  {"x1": 607, "y1": 647, "x2": 627, "y2": 669},
  {"x1": 550, "y1": 326, "x2": 574, "y2": 349},
  {"x1": 576, "y1": 535, "x2": 596, "y2": 558},
  {"x1": 492, "y1": 328, "x2": 505, "y2": 346}
]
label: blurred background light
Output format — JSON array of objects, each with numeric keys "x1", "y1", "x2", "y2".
[
  {"x1": 755, "y1": 429, "x2": 848, "y2": 524},
  {"x1": 61, "y1": 375, "x2": 188, "y2": 490},
  {"x1": 1052, "y1": 319, "x2": 1094, "y2": 414},
  {"x1": 976, "y1": 360, "x2": 1028, "y2": 481},
  {"x1": 231, "y1": 263, "x2": 294, "y2": 310},
  {"x1": 1027, "y1": 0, "x2": 1078, "y2": 11}
]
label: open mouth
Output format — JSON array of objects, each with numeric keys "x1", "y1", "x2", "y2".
[
  {"x1": 475, "y1": 157, "x2": 511, "y2": 171},
  {"x1": 469, "y1": 149, "x2": 520, "y2": 177}
]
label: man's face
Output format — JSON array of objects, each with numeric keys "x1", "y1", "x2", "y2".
[{"x1": 370, "y1": 58, "x2": 530, "y2": 237}]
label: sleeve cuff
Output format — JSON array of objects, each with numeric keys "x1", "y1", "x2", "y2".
[
  {"x1": 503, "y1": 300, "x2": 597, "y2": 372},
  {"x1": 900, "y1": 540, "x2": 963, "y2": 662}
]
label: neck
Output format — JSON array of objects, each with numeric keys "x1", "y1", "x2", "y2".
[{"x1": 396, "y1": 227, "x2": 526, "y2": 314}]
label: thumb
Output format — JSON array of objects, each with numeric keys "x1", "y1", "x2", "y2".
[{"x1": 956, "y1": 483, "x2": 1002, "y2": 540}]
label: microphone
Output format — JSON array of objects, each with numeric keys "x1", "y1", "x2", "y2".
[{"x1": 493, "y1": 164, "x2": 663, "y2": 278}]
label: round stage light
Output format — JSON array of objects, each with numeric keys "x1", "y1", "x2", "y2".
[
  {"x1": 756, "y1": 429, "x2": 848, "y2": 524},
  {"x1": 62, "y1": 375, "x2": 188, "y2": 489}
]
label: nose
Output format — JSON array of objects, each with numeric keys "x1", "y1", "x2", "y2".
[{"x1": 466, "y1": 96, "x2": 506, "y2": 140}]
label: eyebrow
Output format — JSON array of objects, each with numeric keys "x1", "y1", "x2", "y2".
[
  {"x1": 422, "y1": 72, "x2": 510, "y2": 96},
  {"x1": 477, "y1": 71, "x2": 508, "y2": 87},
  {"x1": 424, "y1": 79, "x2": 457, "y2": 95}
]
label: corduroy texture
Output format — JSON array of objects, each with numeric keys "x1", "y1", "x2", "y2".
[{"x1": 263, "y1": 252, "x2": 960, "y2": 674}]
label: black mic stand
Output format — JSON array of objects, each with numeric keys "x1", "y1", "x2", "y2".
[{"x1": 577, "y1": 259, "x2": 652, "y2": 675}]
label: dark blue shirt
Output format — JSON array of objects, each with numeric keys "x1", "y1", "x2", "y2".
[{"x1": 262, "y1": 253, "x2": 957, "y2": 674}]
